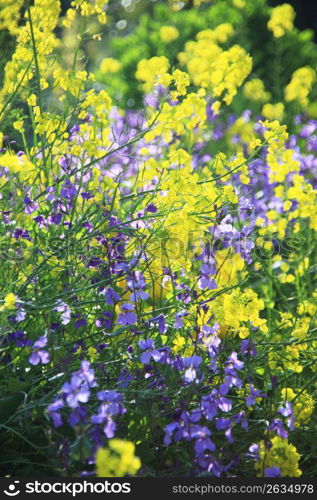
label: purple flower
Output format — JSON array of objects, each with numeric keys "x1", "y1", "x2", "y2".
[
  {"x1": 269, "y1": 419, "x2": 288, "y2": 439},
  {"x1": 226, "y1": 351, "x2": 244, "y2": 371},
  {"x1": 241, "y1": 339, "x2": 257, "y2": 357},
  {"x1": 47, "y1": 399, "x2": 64, "y2": 427},
  {"x1": 117, "y1": 303, "x2": 137, "y2": 325},
  {"x1": 192, "y1": 426, "x2": 216, "y2": 454},
  {"x1": 29, "y1": 336, "x2": 50, "y2": 365},
  {"x1": 233, "y1": 411, "x2": 248, "y2": 430},
  {"x1": 278, "y1": 401, "x2": 292, "y2": 418},
  {"x1": 61, "y1": 375, "x2": 91, "y2": 408},
  {"x1": 206, "y1": 101, "x2": 217, "y2": 122},
  {"x1": 97, "y1": 390, "x2": 123, "y2": 404},
  {"x1": 68, "y1": 407, "x2": 87, "y2": 426},
  {"x1": 140, "y1": 345, "x2": 170, "y2": 365},
  {"x1": 150, "y1": 313, "x2": 167, "y2": 334},
  {"x1": 139, "y1": 339, "x2": 154, "y2": 350},
  {"x1": 95, "y1": 311, "x2": 112, "y2": 329},
  {"x1": 91, "y1": 390, "x2": 125, "y2": 438},
  {"x1": 23, "y1": 196, "x2": 38, "y2": 214},
  {"x1": 145, "y1": 203, "x2": 157, "y2": 213},
  {"x1": 12, "y1": 228, "x2": 30, "y2": 240},
  {"x1": 78, "y1": 360, "x2": 97, "y2": 387},
  {"x1": 74, "y1": 318, "x2": 87, "y2": 329},
  {"x1": 53, "y1": 300, "x2": 71, "y2": 325},
  {"x1": 164, "y1": 422, "x2": 180, "y2": 445},
  {"x1": 246, "y1": 385, "x2": 266, "y2": 407},
  {"x1": 247, "y1": 443, "x2": 260, "y2": 460},
  {"x1": 117, "y1": 369, "x2": 134, "y2": 388},
  {"x1": 217, "y1": 396, "x2": 232, "y2": 413},
  {"x1": 104, "y1": 287, "x2": 121, "y2": 305},
  {"x1": 128, "y1": 272, "x2": 149, "y2": 302},
  {"x1": 182, "y1": 355, "x2": 202, "y2": 383},
  {"x1": 198, "y1": 262, "x2": 217, "y2": 290},
  {"x1": 103, "y1": 419, "x2": 116, "y2": 438},
  {"x1": 189, "y1": 409, "x2": 202, "y2": 423},
  {"x1": 131, "y1": 289, "x2": 149, "y2": 301},
  {"x1": 174, "y1": 310, "x2": 188, "y2": 329},
  {"x1": 139, "y1": 335, "x2": 171, "y2": 365},
  {"x1": 215, "y1": 418, "x2": 234, "y2": 442},
  {"x1": 265, "y1": 466, "x2": 281, "y2": 477},
  {"x1": 215, "y1": 417, "x2": 231, "y2": 430},
  {"x1": 9, "y1": 330, "x2": 31, "y2": 347},
  {"x1": 201, "y1": 395, "x2": 218, "y2": 421},
  {"x1": 60, "y1": 180, "x2": 77, "y2": 200},
  {"x1": 14, "y1": 308, "x2": 26, "y2": 322},
  {"x1": 278, "y1": 401, "x2": 295, "y2": 430}
]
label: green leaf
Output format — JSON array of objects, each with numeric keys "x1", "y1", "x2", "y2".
[{"x1": 0, "y1": 393, "x2": 24, "y2": 423}]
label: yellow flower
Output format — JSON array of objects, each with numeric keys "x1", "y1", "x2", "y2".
[
  {"x1": 178, "y1": 34, "x2": 252, "y2": 110},
  {"x1": 160, "y1": 26, "x2": 179, "y2": 43},
  {"x1": 255, "y1": 437, "x2": 301, "y2": 477},
  {"x1": 243, "y1": 78, "x2": 271, "y2": 102},
  {"x1": 172, "y1": 335, "x2": 186, "y2": 354},
  {"x1": 136, "y1": 56, "x2": 170, "y2": 92},
  {"x1": 281, "y1": 388, "x2": 314, "y2": 426},
  {"x1": 3, "y1": 293, "x2": 17, "y2": 310},
  {"x1": 13, "y1": 120, "x2": 24, "y2": 132},
  {"x1": 87, "y1": 347, "x2": 98, "y2": 360},
  {"x1": 27, "y1": 94, "x2": 37, "y2": 107},
  {"x1": 262, "y1": 102, "x2": 284, "y2": 121},
  {"x1": 99, "y1": 58, "x2": 122, "y2": 74},
  {"x1": 268, "y1": 4, "x2": 295, "y2": 38},
  {"x1": 0, "y1": 152, "x2": 35, "y2": 181},
  {"x1": 96, "y1": 440, "x2": 141, "y2": 477},
  {"x1": 214, "y1": 248, "x2": 246, "y2": 287},
  {"x1": 285, "y1": 66, "x2": 316, "y2": 108}
]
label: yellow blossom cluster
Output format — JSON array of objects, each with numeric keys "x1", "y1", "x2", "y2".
[
  {"x1": 261, "y1": 120, "x2": 300, "y2": 184},
  {"x1": 0, "y1": 0, "x2": 61, "y2": 111},
  {"x1": 284, "y1": 66, "x2": 316, "y2": 108},
  {"x1": 135, "y1": 149, "x2": 221, "y2": 275},
  {"x1": 96, "y1": 440, "x2": 141, "y2": 477},
  {"x1": 135, "y1": 56, "x2": 170, "y2": 93},
  {"x1": 159, "y1": 25, "x2": 179, "y2": 43},
  {"x1": 178, "y1": 29, "x2": 252, "y2": 113},
  {"x1": 243, "y1": 78, "x2": 271, "y2": 103},
  {"x1": 195, "y1": 24, "x2": 235, "y2": 44},
  {"x1": 281, "y1": 388, "x2": 314, "y2": 427},
  {"x1": 210, "y1": 287, "x2": 267, "y2": 337},
  {"x1": 63, "y1": 0, "x2": 108, "y2": 28},
  {"x1": 144, "y1": 89, "x2": 207, "y2": 142},
  {"x1": 287, "y1": 174, "x2": 317, "y2": 231},
  {"x1": 255, "y1": 437, "x2": 301, "y2": 477},
  {"x1": 267, "y1": 3, "x2": 295, "y2": 38},
  {"x1": 226, "y1": 121, "x2": 258, "y2": 156},
  {"x1": 0, "y1": 293, "x2": 17, "y2": 311},
  {"x1": 0, "y1": 0, "x2": 24, "y2": 35},
  {"x1": 53, "y1": 69, "x2": 95, "y2": 99},
  {"x1": 262, "y1": 102, "x2": 285, "y2": 122},
  {"x1": 266, "y1": 310, "x2": 314, "y2": 374},
  {"x1": 99, "y1": 57, "x2": 122, "y2": 74},
  {"x1": 0, "y1": 152, "x2": 37, "y2": 183},
  {"x1": 156, "y1": 69, "x2": 191, "y2": 101}
]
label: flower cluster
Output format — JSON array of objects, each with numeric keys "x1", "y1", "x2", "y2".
[
  {"x1": 0, "y1": 0, "x2": 316, "y2": 479},
  {"x1": 96, "y1": 440, "x2": 141, "y2": 477},
  {"x1": 267, "y1": 4, "x2": 295, "y2": 38}
]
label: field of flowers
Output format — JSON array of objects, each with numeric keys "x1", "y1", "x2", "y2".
[{"x1": 0, "y1": 0, "x2": 316, "y2": 478}]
